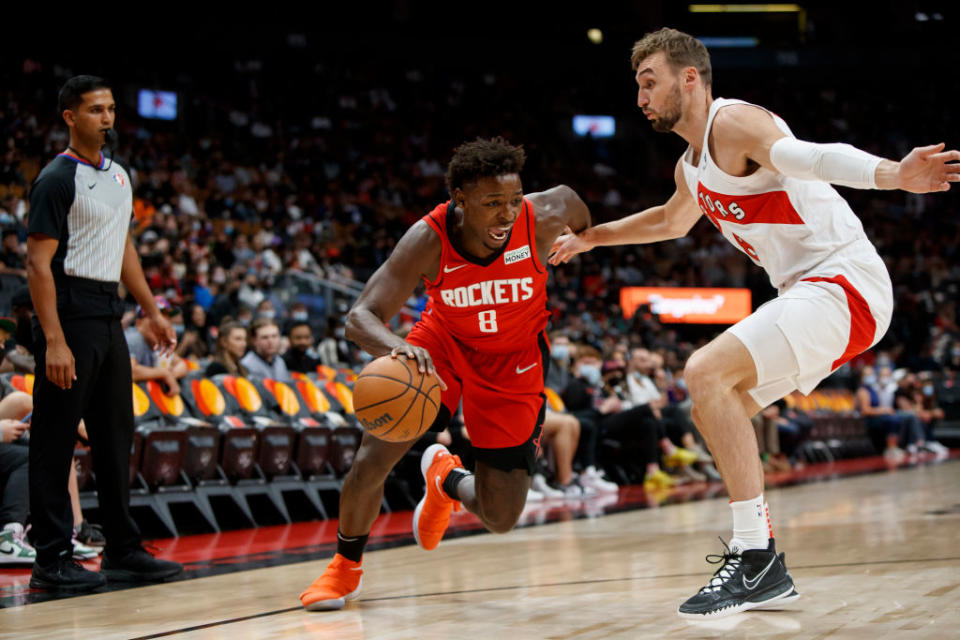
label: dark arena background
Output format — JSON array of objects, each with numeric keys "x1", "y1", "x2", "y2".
[{"x1": 1, "y1": 3, "x2": 958, "y2": 638}]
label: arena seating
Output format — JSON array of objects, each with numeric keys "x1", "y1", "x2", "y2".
[
  {"x1": 784, "y1": 390, "x2": 874, "y2": 462},
  {"x1": 0, "y1": 369, "x2": 367, "y2": 536}
]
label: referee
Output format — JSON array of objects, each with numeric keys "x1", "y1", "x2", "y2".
[{"x1": 26, "y1": 76, "x2": 182, "y2": 590}]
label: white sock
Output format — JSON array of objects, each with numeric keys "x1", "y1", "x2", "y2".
[{"x1": 729, "y1": 495, "x2": 772, "y2": 551}]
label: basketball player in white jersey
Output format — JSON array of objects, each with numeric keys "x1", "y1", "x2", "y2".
[{"x1": 550, "y1": 27, "x2": 959, "y2": 619}]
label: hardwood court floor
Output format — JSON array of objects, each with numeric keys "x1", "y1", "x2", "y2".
[{"x1": 3, "y1": 460, "x2": 959, "y2": 639}]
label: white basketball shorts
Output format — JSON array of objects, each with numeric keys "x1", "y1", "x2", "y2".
[{"x1": 727, "y1": 250, "x2": 892, "y2": 408}]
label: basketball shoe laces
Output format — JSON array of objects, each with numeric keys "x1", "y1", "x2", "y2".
[{"x1": 699, "y1": 538, "x2": 742, "y2": 594}]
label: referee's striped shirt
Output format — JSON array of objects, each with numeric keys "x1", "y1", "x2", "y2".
[{"x1": 28, "y1": 151, "x2": 132, "y2": 283}]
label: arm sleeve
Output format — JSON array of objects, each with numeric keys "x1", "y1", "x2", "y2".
[
  {"x1": 769, "y1": 137, "x2": 883, "y2": 189},
  {"x1": 28, "y1": 169, "x2": 75, "y2": 239}
]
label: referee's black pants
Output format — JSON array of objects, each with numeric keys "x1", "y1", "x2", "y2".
[{"x1": 30, "y1": 314, "x2": 141, "y2": 566}]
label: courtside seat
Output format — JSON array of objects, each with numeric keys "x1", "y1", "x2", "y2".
[
  {"x1": 0, "y1": 372, "x2": 34, "y2": 397},
  {"x1": 132, "y1": 382, "x2": 166, "y2": 430},
  {"x1": 316, "y1": 364, "x2": 337, "y2": 382},
  {"x1": 324, "y1": 379, "x2": 356, "y2": 423},
  {"x1": 335, "y1": 367, "x2": 358, "y2": 387},
  {"x1": 787, "y1": 389, "x2": 869, "y2": 461},
  {"x1": 136, "y1": 424, "x2": 189, "y2": 489},
  {"x1": 143, "y1": 379, "x2": 189, "y2": 424},
  {"x1": 210, "y1": 374, "x2": 295, "y2": 524},
  {"x1": 258, "y1": 378, "x2": 310, "y2": 424},
  {"x1": 329, "y1": 426, "x2": 362, "y2": 477},
  {"x1": 218, "y1": 376, "x2": 295, "y2": 478},
  {"x1": 544, "y1": 387, "x2": 565, "y2": 412},
  {"x1": 183, "y1": 375, "x2": 260, "y2": 482},
  {"x1": 73, "y1": 444, "x2": 94, "y2": 491}
]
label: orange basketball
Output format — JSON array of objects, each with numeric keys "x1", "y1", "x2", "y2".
[{"x1": 353, "y1": 355, "x2": 442, "y2": 442}]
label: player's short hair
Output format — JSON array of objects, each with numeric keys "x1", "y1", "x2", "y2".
[
  {"x1": 445, "y1": 137, "x2": 526, "y2": 194},
  {"x1": 630, "y1": 28, "x2": 712, "y2": 88},
  {"x1": 58, "y1": 75, "x2": 112, "y2": 113}
]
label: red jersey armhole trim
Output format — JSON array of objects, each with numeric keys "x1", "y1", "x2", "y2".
[
  {"x1": 524, "y1": 198, "x2": 546, "y2": 274},
  {"x1": 421, "y1": 204, "x2": 448, "y2": 288}
]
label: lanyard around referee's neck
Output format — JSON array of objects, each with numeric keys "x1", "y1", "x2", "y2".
[{"x1": 66, "y1": 146, "x2": 104, "y2": 169}]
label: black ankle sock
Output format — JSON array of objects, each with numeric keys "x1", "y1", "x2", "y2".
[
  {"x1": 336, "y1": 530, "x2": 369, "y2": 563},
  {"x1": 442, "y1": 468, "x2": 471, "y2": 499}
]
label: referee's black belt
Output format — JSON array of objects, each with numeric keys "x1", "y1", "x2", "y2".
[
  {"x1": 55, "y1": 275, "x2": 120, "y2": 294},
  {"x1": 53, "y1": 275, "x2": 124, "y2": 319}
]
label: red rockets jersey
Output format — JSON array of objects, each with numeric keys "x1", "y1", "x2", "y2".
[{"x1": 419, "y1": 199, "x2": 550, "y2": 354}]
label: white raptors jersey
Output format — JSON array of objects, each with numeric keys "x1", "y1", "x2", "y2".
[
  {"x1": 681, "y1": 98, "x2": 883, "y2": 293},
  {"x1": 682, "y1": 97, "x2": 894, "y2": 372}
]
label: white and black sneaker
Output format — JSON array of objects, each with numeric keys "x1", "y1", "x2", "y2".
[{"x1": 678, "y1": 538, "x2": 799, "y2": 619}]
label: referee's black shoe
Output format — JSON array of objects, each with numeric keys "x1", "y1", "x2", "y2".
[
  {"x1": 30, "y1": 553, "x2": 107, "y2": 592},
  {"x1": 100, "y1": 546, "x2": 183, "y2": 582},
  {"x1": 677, "y1": 537, "x2": 799, "y2": 619}
]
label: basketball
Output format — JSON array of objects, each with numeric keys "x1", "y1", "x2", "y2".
[{"x1": 353, "y1": 355, "x2": 442, "y2": 442}]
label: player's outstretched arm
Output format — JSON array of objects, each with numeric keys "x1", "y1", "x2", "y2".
[
  {"x1": 346, "y1": 220, "x2": 446, "y2": 388},
  {"x1": 548, "y1": 160, "x2": 702, "y2": 265},
  {"x1": 719, "y1": 104, "x2": 960, "y2": 193}
]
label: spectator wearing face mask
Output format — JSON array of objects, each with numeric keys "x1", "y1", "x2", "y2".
[
  {"x1": 562, "y1": 347, "x2": 665, "y2": 490},
  {"x1": 282, "y1": 302, "x2": 311, "y2": 336},
  {"x1": 235, "y1": 305, "x2": 254, "y2": 328},
  {"x1": 256, "y1": 299, "x2": 277, "y2": 321},
  {"x1": 545, "y1": 332, "x2": 573, "y2": 392},
  {"x1": 317, "y1": 317, "x2": 349, "y2": 367},
  {"x1": 856, "y1": 366, "x2": 924, "y2": 463},
  {"x1": 283, "y1": 322, "x2": 321, "y2": 374},
  {"x1": 895, "y1": 371, "x2": 949, "y2": 457},
  {"x1": 917, "y1": 374, "x2": 949, "y2": 456}
]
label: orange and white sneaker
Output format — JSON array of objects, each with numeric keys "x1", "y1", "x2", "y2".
[
  {"x1": 413, "y1": 444, "x2": 464, "y2": 550},
  {"x1": 300, "y1": 554, "x2": 363, "y2": 611}
]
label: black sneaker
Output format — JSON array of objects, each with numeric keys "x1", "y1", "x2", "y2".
[
  {"x1": 678, "y1": 538, "x2": 799, "y2": 619},
  {"x1": 75, "y1": 520, "x2": 105, "y2": 549},
  {"x1": 30, "y1": 555, "x2": 107, "y2": 592},
  {"x1": 100, "y1": 546, "x2": 183, "y2": 582}
]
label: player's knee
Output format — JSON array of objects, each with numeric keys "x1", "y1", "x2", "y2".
[
  {"x1": 683, "y1": 350, "x2": 717, "y2": 399},
  {"x1": 481, "y1": 504, "x2": 523, "y2": 534},
  {"x1": 345, "y1": 445, "x2": 393, "y2": 489}
]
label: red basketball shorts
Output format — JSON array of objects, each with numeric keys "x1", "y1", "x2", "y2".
[{"x1": 405, "y1": 319, "x2": 548, "y2": 450}]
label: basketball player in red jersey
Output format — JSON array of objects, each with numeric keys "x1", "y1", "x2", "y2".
[
  {"x1": 551, "y1": 28, "x2": 959, "y2": 619},
  {"x1": 300, "y1": 137, "x2": 591, "y2": 611}
]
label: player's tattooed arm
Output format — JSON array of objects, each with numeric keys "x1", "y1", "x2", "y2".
[
  {"x1": 548, "y1": 160, "x2": 701, "y2": 264},
  {"x1": 346, "y1": 221, "x2": 447, "y2": 388}
]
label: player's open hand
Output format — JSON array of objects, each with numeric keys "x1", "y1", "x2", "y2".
[
  {"x1": 141, "y1": 312, "x2": 178, "y2": 357},
  {"x1": 390, "y1": 343, "x2": 447, "y2": 390},
  {"x1": 895, "y1": 142, "x2": 960, "y2": 193},
  {"x1": 548, "y1": 227, "x2": 595, "y2": 265}
]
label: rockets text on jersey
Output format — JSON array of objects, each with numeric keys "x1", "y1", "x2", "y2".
[{"x1": 418, "y1": 199, "x2": 550, "y2": 353}]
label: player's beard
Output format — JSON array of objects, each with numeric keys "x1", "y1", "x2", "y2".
[{"x1": 650, "y1": 84, "x2": 682, "y2": 133}]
